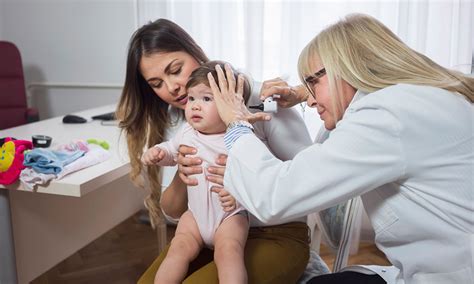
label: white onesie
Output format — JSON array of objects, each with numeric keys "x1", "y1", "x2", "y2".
[{"x1": 155, "y1": 122, "x2": 245, "y2": 248}]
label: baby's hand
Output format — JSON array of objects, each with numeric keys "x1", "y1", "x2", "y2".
[
  {"x1": 211, "y1": 187, "x2": 237, "y2": 212},
  {"x1": 141, "y1": 146, "x2": 165, "y2": 165}
]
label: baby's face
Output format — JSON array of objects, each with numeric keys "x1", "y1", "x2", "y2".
[{"x1": 185, "y1": 83, "x2": 226, "y2": 134}]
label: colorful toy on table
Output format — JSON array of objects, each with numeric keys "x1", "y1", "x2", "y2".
[
  {"x1": 0, "y1": 137, "x2": 33, "y2": 185},
  {"x1": 86, "y1": 139, "x2": 109, "y2": 150}
]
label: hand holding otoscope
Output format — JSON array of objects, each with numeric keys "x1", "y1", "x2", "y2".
[
  {"x1": 249, "y1": 95, "x2": 279, "y2": 113},
  {"x1": 256, "y1": 75, "x2": 309, "y2": 112}
]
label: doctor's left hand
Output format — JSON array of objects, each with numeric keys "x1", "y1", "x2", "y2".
[{"x1": 208, "y1": 64, "x2": 270, "y2": 126}]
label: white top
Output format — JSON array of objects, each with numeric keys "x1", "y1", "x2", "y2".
[
  {"x1": 160, "y1": 82, "x2": 313, "y2": 227},
  {"x1": 224, "y1": 84, "x2": 474, "y2": 284},
  {"x1": 155, "y1": 123, "x2": 243, "y2": 247}
]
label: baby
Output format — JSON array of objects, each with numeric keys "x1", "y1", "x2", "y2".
[{"x1": 142, "y1": 61, "x2": 251, "y2": 284}]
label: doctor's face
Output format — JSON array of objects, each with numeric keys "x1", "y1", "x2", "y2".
[
  {"x1": 139, "y1": 51, "x2": 201, "y2": 110},
  {"x1": 304, "y1": 55, "x2": 356, "y2": 130}
]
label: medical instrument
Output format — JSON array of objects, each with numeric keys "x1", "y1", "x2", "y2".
[{"x1": 249, "y1": 96, "x2": 278, "y2": 113}]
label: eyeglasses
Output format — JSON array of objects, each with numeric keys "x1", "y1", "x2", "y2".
[{"x1": 304, "y1": 67, "x2": 326, "y2": 85}]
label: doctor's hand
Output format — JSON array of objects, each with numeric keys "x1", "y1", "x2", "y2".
[
  {"x1": 209, "y1": 64, "x2": 271, "y2": 126},
  {"x1": 260, "y1": 78, "x2": 309, "y2": 108},
  {"x1": 177, "y1": 144, "x2": 202, "y2": 186},
  {"x1": 141, "y1": 146, "x2": 165, "y2": 165}
]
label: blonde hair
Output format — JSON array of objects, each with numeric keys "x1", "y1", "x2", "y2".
[{"x1": 298, "y1": 13, "x2": 474, "y2": 120}]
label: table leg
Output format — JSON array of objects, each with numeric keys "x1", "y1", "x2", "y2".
[
  {"x1": 0, "y1": 189, "x2": 18, "y2": 284},
  {"x1": 156, "y1": 217, "x2": 168, "y2": 252}
]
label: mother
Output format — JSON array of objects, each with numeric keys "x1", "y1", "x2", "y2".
[
  {"x1": 211, "y1": 14, "x2": 474, "y2": 284},
  {"x1": 116, "y1": 19, "x2": 313, "y2": 283}
]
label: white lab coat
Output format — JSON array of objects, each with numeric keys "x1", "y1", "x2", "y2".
[{"x1": 225, "y1": 84, "x2": 474, "y2": 284}]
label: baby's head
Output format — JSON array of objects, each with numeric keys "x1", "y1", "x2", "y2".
[{"x1": 185, "y1": 61, "x2": 251, "y2": 134}]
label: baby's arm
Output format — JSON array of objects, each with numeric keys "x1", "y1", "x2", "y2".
[
  {"x1": 141, "y1": 144, "x2": 177, "y2": 166},
  {"x1": 143, "y1": 123, "x2": 190, "y2": 167},
  {"x1": 141, "y1": 146, "x2": 165, "y2": 165}
]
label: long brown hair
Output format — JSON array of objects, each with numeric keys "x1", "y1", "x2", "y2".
[{"x1": 116, "y1": 19, "x2": 209, "y2": 227}]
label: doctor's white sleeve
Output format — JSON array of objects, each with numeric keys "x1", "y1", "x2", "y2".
[{"x1": 224, "y1": 106, "x2": 406, "y2": 224}]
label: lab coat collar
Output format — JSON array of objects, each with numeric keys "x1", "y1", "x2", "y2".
[{"x1": 350, "y1": 89, "x2": 367, "y2": 106}]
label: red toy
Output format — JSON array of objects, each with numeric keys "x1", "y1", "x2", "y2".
[{"x1": 0, "y1": 137, "x2": 33, "y2": 185}]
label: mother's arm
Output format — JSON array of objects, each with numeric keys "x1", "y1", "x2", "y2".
[
  {"x1": 160, "y1": 171, "x2": 188, "y2": 219},
  {"x1": 160, "y1": 144, "x2": 205, "y2": 218},
  {"x1": 250, "y1": 80, "x2": 313, "y2": 161}
]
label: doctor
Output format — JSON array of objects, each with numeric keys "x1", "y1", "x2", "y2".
[{"x1": 209, "y1": 14, "x2": 474, "y2": 284}]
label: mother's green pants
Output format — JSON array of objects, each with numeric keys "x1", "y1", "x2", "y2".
[{"x1": 138, "y1": 222, "x2": 310, "y2": 284}]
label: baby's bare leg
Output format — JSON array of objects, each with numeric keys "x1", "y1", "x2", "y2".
[
  {"x1": 154, "y1": 211, "x2": 203, "y2": 284},
  {"x1": 214, "y1": 213, "x2": 249, "y2": 284}
]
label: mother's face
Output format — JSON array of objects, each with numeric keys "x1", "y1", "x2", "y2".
[{"x1": 139, "y1": 51, "x2": 201, "y2": 109}]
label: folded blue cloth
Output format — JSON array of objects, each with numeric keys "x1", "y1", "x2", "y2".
[{"x1": 24, "y1": 148, "x2": 85, "y2": 175}]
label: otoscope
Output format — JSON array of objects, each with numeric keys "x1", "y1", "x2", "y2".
[{"x1": 249, "y1": 95, "x2": 279, "y2": 113}]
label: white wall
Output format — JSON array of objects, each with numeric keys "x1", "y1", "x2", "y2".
[
  {"x1": 0, "y1": 0, "x2": 4, "y2": 39},
  {"x1": 2, "y1": 0, "x2": 137, "y2": 119}
]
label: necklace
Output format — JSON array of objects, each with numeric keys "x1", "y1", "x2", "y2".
[{"x1": 299, "y1": 102, "x2": 306, "y2": 118}]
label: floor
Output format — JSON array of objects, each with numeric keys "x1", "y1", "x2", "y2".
[{"x1": 32, "y1": 211, "x2": 390, "y2": 283}]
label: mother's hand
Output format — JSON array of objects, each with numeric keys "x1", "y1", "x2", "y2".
[
  {"x1": 177, "y1": 144, "x2": 202, "y2": 186},
  {"x1": 260, "y1": 78, "x2": 309, "y2": 108},
  {"x1": 207, "y1": 154, "x2": 227, "y2": 186},
  {"x1": 209, "y1": 64, "x2": 270, "y2": 126}
]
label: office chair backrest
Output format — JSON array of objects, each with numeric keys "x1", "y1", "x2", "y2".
[
  {"x1": 0, "y1": 41, "x2": 35, "y2": 130},
  {"x1": 298, "y1": 198, "x2": 362, "y2": 282},
  {"x1": 318, "y1": 197, "x2": 362, "y2": 272}
]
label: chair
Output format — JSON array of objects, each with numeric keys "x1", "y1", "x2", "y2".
[
  {"x1": 0, "y1": 41, "x2": 39, "y2": 130},
  {"x1": 298, "y1": 197, "x2": 363, "y2": 283},
  {"x1": 316, "y1": 197, "x2": 362, "y2": 272}
]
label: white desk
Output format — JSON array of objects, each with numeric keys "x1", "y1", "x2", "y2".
[
  {"x1": 1, "y1": 105, "x2": 130, "y2": 197},
  {"x1": 0, "y1": 105, "x2": 148, "y2": 283}
]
